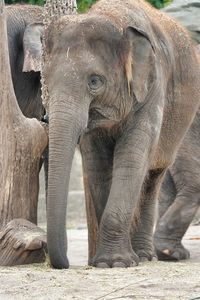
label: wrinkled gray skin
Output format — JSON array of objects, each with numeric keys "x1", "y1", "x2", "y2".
[
  {"x1": 6, "y1": 5, "x2": 44, "y2": 119},
  {"x1": 43, "y1": 0, "x2": 200, "y2": 269},
  {"x1": 154, "y1": 103, "x2": 200, "y2": 261}
]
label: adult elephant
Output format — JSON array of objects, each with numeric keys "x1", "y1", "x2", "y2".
[
  {"x1": 6, "y1": 5, "x2": 44, "y2": 119},
  {"x1": 43, "y1": 0, "x2": 200, "y2": 269}
]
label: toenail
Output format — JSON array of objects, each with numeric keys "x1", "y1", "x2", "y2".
[
  {"x1": 113, "y1": 262, "x2": 126, "y2": 268},
  {"x1": 162, "y1": 249, "x2": 171, "y2": 255},
  {"x1": 96, "y1": 262, "x2": 110, "y2": 268}
]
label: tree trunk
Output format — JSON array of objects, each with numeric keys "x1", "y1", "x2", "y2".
[{"x1": 0, "y1": 0, "x2": 48, "y2": 266}]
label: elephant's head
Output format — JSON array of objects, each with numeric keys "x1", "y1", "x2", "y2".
[
  {"x1": 7, "y1": 21, "x2": 44, "y2": 119},
  {"x1": 22, "y1": 22, "x2": 44, "y2": 72},
  {"x1": 43, "y1": 14, "x2": 156, "y2": 268}
]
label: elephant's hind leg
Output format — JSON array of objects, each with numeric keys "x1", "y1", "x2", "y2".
[
  {"x1": 154, "y1": 189, "x2": 200, "y2": 261},
  {"x1": 158, "y1": 170, "x2": 177, "y2": 219}
]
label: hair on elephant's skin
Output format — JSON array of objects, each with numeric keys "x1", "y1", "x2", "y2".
[{"x1": 42, "y1": 0, "x2": 200, "y2": 269}]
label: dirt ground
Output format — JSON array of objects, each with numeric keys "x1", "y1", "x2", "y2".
[{"x1": 0, "y1": 226, "x2": 200, "y2": 300}]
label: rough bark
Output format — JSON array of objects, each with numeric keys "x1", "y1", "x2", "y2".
[
  {"x1": 0, "y1": 219, "x2": 47, "y2": 266},
  {"x1": 0, "y1": 0, "x2": 48, "y2": 265}
]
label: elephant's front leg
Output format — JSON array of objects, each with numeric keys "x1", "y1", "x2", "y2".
[
  {"x1": 80, "y1": 130, "x2": 115, "y2": 263},
  {"x1": 131, "y1": 169, "x2": 166, "y2": 262},
  {"x1": 92, "y1": 117, "x2": 161, "y2": 268}
]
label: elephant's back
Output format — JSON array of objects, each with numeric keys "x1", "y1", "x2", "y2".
[
  {"x1": 90, "y1": 0, "x2": 193, "y2": 57},
  {"x1": 6, "y1": 4, "x2": 43, "y2": 24}
]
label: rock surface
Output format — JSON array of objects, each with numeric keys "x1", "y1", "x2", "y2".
[{"x1": 163, "y1": 0, "x2": 200, "y2": 43}]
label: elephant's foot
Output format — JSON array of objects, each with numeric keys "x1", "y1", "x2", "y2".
[
  {"x1": 132, "y1": 236, "x2": 156, "y2": 262},
  {"x1": 154, "y1": 236, "x2": 190, "y2": 261},
  {"x1": 91, "y1": 246, "x2": 139, "y2": 268},
  {"x1": 135, "y1": 249, "x2": 157, "y2": 262}
]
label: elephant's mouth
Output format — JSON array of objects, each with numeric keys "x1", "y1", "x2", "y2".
[{"x1": 87, "y1": 107, "x2": 119, "y2": 130}]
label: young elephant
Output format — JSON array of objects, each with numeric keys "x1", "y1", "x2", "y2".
[
  {"x1": 6, "y1": 5, "x2": 44, "y2": 119},
  {"x1": 154, "y1": 108, "x2": 200, "y2": 261},
  {"x1": 43, "y1": 0, "x2": 200, "y2": 269}
]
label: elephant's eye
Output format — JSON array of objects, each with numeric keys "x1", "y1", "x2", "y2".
[{"x1": 88, "y1": 75, "x2": 104, "y2": 92}]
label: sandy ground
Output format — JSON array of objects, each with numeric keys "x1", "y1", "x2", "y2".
[{"x1": 0, "y1": 226, "x2": 200, "y2": 300}]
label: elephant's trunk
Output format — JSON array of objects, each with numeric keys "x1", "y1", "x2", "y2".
[{"x1": 47, "y1": 94, "x2": 88, "y2": 269}]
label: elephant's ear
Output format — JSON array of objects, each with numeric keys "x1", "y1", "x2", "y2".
[
  {"x1": 124, "y1": 26, "x2": 155, "y2": 103},
  {"x1": 23, "y1": 23, "x2": 43, "y2": 72}
]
